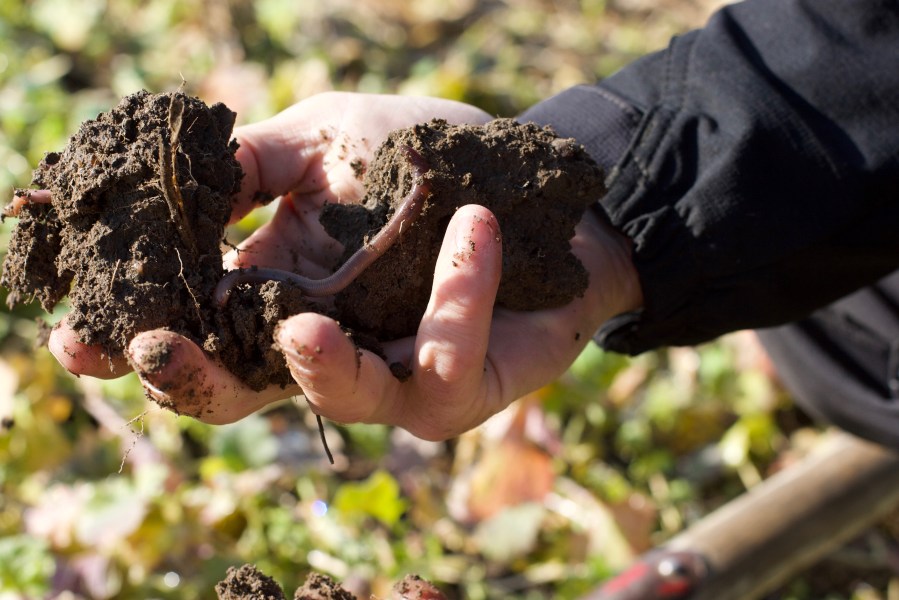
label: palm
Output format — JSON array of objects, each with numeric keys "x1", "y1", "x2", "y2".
[{"x1": 220, "y1": 93, "x2": 492, "y2": 293}]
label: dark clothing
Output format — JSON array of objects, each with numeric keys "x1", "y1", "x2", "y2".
[
  {"x1": 520, "y1": 0, "x2": 899, "y2": 444},
  {"x1": 758, "y1": 271, "x2": 899, "y2": 447}
]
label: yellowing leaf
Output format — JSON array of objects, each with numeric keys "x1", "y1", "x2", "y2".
[{"x1": 333, "y1": 470, "x2": 407, "y2": 528}]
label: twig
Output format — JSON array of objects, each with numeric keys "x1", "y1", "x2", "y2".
[
  {"x1": 295, "y1": 396, "x2": 335, "y2": 465},
  {"x1": 119, "y1": 411, "x2": 148, "y2": 474},
  {"x1": 108, "y1": 259, "x2": 121, "y2": 294},
  {"x1": 78, "y1": 377, "x2": 161, "y2": 473},
  {"x1": 158, "y1": 94, "x2": 198, "y2": 256}
]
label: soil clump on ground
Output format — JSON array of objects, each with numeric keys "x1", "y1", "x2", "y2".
[
  {"x1": 215, "y1": 564, "x2": 286, "y2": 600},
  {"x1": 2, "y1": 91, "x2": 605, "y2": 403},
  {"x1": 215, "y1": 566, "x2": 447, "y2": 600}
]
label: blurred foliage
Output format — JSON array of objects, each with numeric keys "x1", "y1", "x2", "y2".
[{"x1": 1, "y1": 0, "x2": 897, "y2": 599}]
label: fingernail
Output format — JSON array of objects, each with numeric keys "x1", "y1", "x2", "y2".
[
  {"x1": 282, "y1": 344, "x2": 322, "y2": 382},
  {"x1": 138, "y1": 373, "x2": 169, "y2": 398},
  {"x1": 126, "y1": 335, "x2": 184, "y2": 398},
  {"x1": 276, "y1": 323, "x2": 322, "y2": 385},
  {"x1": 127, "y1": 337, "x2": 174, "y2": 375}
]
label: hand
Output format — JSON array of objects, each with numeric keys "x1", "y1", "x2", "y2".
[
  {"x1": 47, "y1": 92, "x2": 643, "y2": 438},
  {"x1": 275, "y1": 201, "x2": 641, "y2": 440}
]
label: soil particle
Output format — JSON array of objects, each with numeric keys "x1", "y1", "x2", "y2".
[
  {"x1": 2, "y1": 93, "x2": 605, "y2": 393},
  {"x1": 34, "y1": 318, "x2": 52, "y2": 348},
  {"x1": 391, "y1": 574, "x2": 448, "y2": 599},
  {"x1": 136, "y1": 339, "x2": 174, "y2": 373}
]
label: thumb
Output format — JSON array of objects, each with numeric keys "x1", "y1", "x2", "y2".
[{"x1": 127, "y1": 330, "x2": 285, "y2": 423}]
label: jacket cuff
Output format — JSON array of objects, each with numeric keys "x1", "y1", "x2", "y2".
[{"x1": 518, "y1": 84, "x2": 643, "y2": 174}]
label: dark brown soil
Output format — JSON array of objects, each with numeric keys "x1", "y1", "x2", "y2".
[
  {"x1": 215, "y1": 567, "x2": 448, "y2": 600},
  {"x1": 216, "y1": 565, "x2": 286, "y2": 600},
  {"x1": 293, "y1": 573, "x2": 356, "y2": 600},
  {"x1": 1, "y1": 91, "x2": 605, "y2": 397},
  {"x1": 321, "y1": 118, "x2": 604, "y2": 340},
  {"x1": 3, "y1": 90, "x2": 241, "y2": 348}
]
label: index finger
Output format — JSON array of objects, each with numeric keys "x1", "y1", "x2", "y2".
[{"x1": 229, "y1": 109, "x2": 327, "y2": 224}]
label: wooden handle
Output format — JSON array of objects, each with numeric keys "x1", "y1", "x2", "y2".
[{"x1": 584, "y1": 431, "x2": 899, "y2": 600}]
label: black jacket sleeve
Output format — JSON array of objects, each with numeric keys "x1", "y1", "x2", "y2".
[{"x1": 520, "y1": 0, "x2": 899, "y2": 355}]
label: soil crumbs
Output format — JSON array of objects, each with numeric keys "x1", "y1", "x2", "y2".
[
  {"x1": 216, "y1": 565, "x2": 447, "y2": 600},
  {"x1": 2, "y1": 90, "x2": 606, "y2": 404}
]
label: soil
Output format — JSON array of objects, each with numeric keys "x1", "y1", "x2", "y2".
[
  {"x1": 216, "y1": 565, "x2": 286, "y2": 600},
  {"x1": 293, "y1": 573, "x2": 356, "y2": 600},
  {"x1": 215, "y1": 566, "x2": 448, "y2": 600},
  {"x1": 1, "y1": 90, "x2": 605, "y2": 397},
  {"x1": 321, "y1": 118, "x2": 604, "y2": 340}
]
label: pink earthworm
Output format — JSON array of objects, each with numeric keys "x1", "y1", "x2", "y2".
[
  {"x1": 3, "y1": 190, "x2": 52, "y2": 218},
  {"x1": 214, "y1": 145, "x2": 431, "y2": 308}
]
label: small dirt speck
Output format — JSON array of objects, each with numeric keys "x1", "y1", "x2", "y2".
[{"x1": 349, "y1": 157, "x2": 365, "y2": 180}]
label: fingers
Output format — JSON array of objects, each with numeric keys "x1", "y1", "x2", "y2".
[
  {"x1": 402, "y1": 205, "x2": 504, "y2": 439},
  {"x1": 48, "y1": 320, "x2": 294, "y2": 424},
  {"x1": 229, "y1": 112, "x2": 324, "y2": 224},
  {"x1": 224, "y1": 191, "x2": 343, "y2": 274},
  {"x1": 275, "y1": 312, "x2": 401, "y2": 425},
  {"x1": 229, "y1": 95, "x2": 364, "y2": 225},
  {"x1": 276, "y1": 205, "x2": 504, "y2": 441},
  {"x1": 127, "y1": 330, "x2": 292, "y2": 424},
  {"x1": 227, "y1": 92, "x2": 495, "y2": 225},
  {"x1": 48, "y1": 319, "x2": 129, "y2": 379}
]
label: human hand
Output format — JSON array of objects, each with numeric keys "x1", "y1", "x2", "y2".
[
  {"x1": 45, "y1": 92, "x2": 492, "y2": 421},
  {"x1": 45, "y1": 92, "x2": 643, "y2": 438}
]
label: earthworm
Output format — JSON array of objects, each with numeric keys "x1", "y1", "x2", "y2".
[
  {"x1": 214, "y1": 145, "x2": 431, "y2": 308},
  {"x1": 4, "y1": 190, "x2": 51, "y2": 218}
]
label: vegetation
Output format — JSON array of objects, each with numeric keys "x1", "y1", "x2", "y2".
[{"x1": 1, "y1": 1, "x2": 896, "y2": 598}]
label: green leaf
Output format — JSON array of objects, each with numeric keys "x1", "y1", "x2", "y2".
[
  {"x1": 76, "y1": 478, "x2": 149, "y2": 549},
  {"x1": 0, "y1": 535, "x2": 53, "y2": 595},
  {"x1": 332, "y1": 470, "x2": 407, "y2": 528}
]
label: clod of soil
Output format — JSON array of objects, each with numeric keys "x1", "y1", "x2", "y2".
[
  {"x1": 2, "y1": 90, "x2": 606, "y2": 402},
  {"x1": 321, "y1": 118, "x2": 605, "y2": 340},
  {"x1": 215, "y1": 564, "x2": 286, "y2": 600},
  {"x1": 2, "y1": 90, "x2": 241, "y2": 352},
  {"x1": 293, "y1": 573, "x2": 356, "y2": 600},
  {"x1": 390, "y1": 574, "x2": 449, "y2": 600}
]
